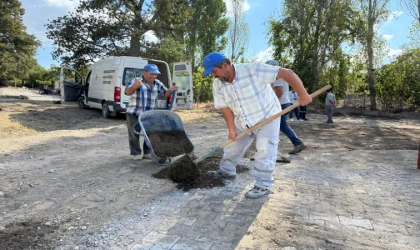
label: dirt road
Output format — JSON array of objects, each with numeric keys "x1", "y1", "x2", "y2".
[{"x1": 1, "y1": 87, "x2": 419, "y2": 250}]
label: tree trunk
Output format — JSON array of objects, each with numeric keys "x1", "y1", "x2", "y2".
[
  {"x1": 310, "y1": 2, "x2": 323, "y2": 92},
  {"x1": 418, "y1": 0, "x2": 420, "y2": 24},
  {"x1": 367, "y1": 0, "x2": 377, "y2": 110},
  {"x1": 128, "y1": 31, "x2": 141, "y2": 57},
  {"x1": 128, "y1": 10, "x2": 142, "y2": 57}
]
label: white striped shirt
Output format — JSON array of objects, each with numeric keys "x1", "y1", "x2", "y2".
[{"x1": 212, "y1": 63, "x2": 282, "y2": 131}]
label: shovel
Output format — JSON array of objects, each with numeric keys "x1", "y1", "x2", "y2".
[{"x1": 192, "y1": 85, "x2": 331, "y2": 164}]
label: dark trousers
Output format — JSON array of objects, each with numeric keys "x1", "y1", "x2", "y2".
[
  {"x1": 126, "y1": 113, "x2": 150, "y2": 155},
  {"x1": 299, "y1": 105, "x2": 307, "y2": 120},
  {"x1": 326, "y1": 105, "x2": 334, "y2": 123},
  {"x1": 289, "y1": 105, "x2": 300, "y2": 120},
  {"x1": 281, "y1": 104, "x2": 303, "y2": 146}
]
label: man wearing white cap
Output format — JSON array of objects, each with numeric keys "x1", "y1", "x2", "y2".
[{"x1": 203, "y1": 52, "x2": 311, "y2": 199}]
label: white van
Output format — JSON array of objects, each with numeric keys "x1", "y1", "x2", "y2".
[{"x1": 60, "y1": 56, "x2": 194, "y2": 118}]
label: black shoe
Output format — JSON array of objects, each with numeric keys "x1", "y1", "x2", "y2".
[{"x1": 289, "y1": 144, "x2": 307, "y2": 154}]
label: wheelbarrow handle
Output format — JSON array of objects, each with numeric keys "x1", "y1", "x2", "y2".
[
  {"x1": 168, "y1": 90, "x2": 176, "y2": 110},
  {"x1": 132, "y1": 121, "x2": 144, "y2": 136},
  {"x1": 168, "y1": 82, "x2": 176, "y2": 111}
]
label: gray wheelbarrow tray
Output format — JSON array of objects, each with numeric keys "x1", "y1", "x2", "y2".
[{"x1": 137, "y1": 110, "x2": 194, "y2": 166}]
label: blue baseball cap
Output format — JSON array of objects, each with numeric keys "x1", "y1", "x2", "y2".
[
  {"x1": 266, "y1": 60, "x2": 279, "y2": 66},
  {"x1": 144, "y1": 64, "x2": 161, "y2": 74},
  {"x1": 203, "y1": 52, "x2": 226, "y2": 76}
]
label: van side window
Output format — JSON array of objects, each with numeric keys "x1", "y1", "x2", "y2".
[
  {"x1": 123, "y1": 68, "x2": 144, "y2": 86},
  {"x1": 173, "y1": 71, "x2": 190, "y2": 91}
]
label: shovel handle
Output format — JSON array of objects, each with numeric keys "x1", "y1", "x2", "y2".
[{"x1": 193, "y1": 85, "x2": 331, "y2": 164}]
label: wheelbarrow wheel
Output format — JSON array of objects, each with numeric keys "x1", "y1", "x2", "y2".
[{"x1": 157, "y1": 157, "x2": 168, "y2": 164}]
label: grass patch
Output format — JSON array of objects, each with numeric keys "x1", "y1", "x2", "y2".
[{"x1": 0, "y1": 112, "x2": 37, "y2": 139}]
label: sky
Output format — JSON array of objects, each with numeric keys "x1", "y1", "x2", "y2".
[{"x1": 21, "y1": 0, "x2": 415, "y2": 69}]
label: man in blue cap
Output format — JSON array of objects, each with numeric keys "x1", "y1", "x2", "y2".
[
  {"x1": 124, "y1": 64, "x2": 178, "y2": 160},
  {"x1": 203, "y1": 52, "x2": 311, "y2": 199}
]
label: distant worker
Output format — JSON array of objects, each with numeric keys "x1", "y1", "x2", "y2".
[
  {"x1": 325, "y1": 88, "x2": 336, "y2": 124},
  {"x1": 203, "y1": 52, "x2": 312, "y2": 199},
  {"x1": 299, "y1": 88, "x2": 309, "y2": 121},
  {"x1": 266, "y1": 60, "x2": 307, "y2": 155},
  {"x1": 288, "y1": 89, "x2": 300, "y2": 121},
  {"x1": 124, "y1": 64, "x2": 178, "y2": 160}
]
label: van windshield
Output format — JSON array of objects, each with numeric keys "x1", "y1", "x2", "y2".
[{"x1": 123, "y1": 68, "x2": 143, "y2": 86}]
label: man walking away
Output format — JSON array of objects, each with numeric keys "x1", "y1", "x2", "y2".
[
  {"x1": 299, "y1": 88, "x2": 309, "y2": 121},
  {"x1": 325, "y1": 88, "x2": 336, "y2": 124},
  {"x1": 267, "y1": 60, "x2": 307, "y2": 155},
  {"x1": 288, "y1": 89, "x2": 300, "y2": 121}
]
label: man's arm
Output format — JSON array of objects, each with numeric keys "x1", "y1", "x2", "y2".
[
  {"x1": 164, "y1": 85, "x2": 178, "y2": 97},
  {"x1": 277, "y1": 68, "x2": 311, "y2": 105},
  {"x1": 125, "y1": 79, "x2": 142, "y2": 95},
  {"x1": 274, "y1": 86, "x2": 283, "y2": 98},
  {"x1": 221, "y1": 107, "x2": 237, "y2": 141},
  {"x1": 329, "y1": 96, "x2": 336, "y2": 106}
]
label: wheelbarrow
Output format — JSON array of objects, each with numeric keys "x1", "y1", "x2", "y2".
[
  {"x1": 138, "y1": 110, "x2": 194, "y2": 166},
  {"x1": 134, "y1": 84, "x2": 194, "y2": 166}
]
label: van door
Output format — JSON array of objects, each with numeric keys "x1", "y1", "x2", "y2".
[
  {"x1": 121, "y1": 67, "x2": 144, "y2": 109},
  {"x1": 60, "y1": 67, "x2": 84, "y2": 103},
  {"x1": 172, "y1": 62, "x2": 194, "y2": 110}
]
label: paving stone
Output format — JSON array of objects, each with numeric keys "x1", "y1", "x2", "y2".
[
  {"x1": 339, "y1": 216, "x2": 374, "y2": 230},
  {"x1": 371, "y1": 221, "x2": 409, "y2": 235},
  {"x1": 309, "y1": 212, "x2": 340, "y2": 223},
  {"x1": 208, "y1": 242, "x2": 233, "y2": 250},
  {"x1": 142, "y1": 231, "x2": 180, "y2": 249},
  {"x1": 170, "y1": 237, "x2": 213, "y2": 250},
  {"x1": 130, "y1": 242, "x2": 154, "y2": 250}
]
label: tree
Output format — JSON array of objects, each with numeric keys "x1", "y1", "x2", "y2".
[
  {"x1": 182, "y1": 0, "x2": 228, "y2": 103},
  {"x1": 46, "y1": 0, "x2": 194, "y2": 68},
  {"x1": 358, "y1": 0, "x2": 390, "y2": 110},
  {"x1": 267, "y1": 0, "x2": 360, "y2": 93},
  {"x1": 376, "y1": 48, "x2": 420, "y2": 109},
  {"x1": 0, "y1": 0, "x2": 39, "y2": 85},
  {"x1": 184, "y1": 0, "x2": 228, "y2": 72},
  {"x1": 226, "y1": 0, "x2": 249, "y2": 62},
  {"x1": 407, "y1": 22, "x2": 420, "y2": 49},
  {"x1": 399, "y1": 0, "x2": 420, "y2": 24}
]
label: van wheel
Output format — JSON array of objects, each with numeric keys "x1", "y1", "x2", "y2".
[
  {"x1": 102, "y1": 103, "x2": 111, "y2": 118},
  {"x1": 78, "y1": 97, "x2": 87, "y2": 109}
]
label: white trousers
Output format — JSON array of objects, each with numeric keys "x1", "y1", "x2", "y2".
[{"x1": 220, "y1": 118, "x2": 280, "y2": 189}]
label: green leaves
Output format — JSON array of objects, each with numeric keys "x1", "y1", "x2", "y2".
[
  {"x1": 267, "y1": 0, "x2": 359, "y2": 93},
  {"x1": 0, "y1": 0, "x2": 40, "y2": 84},
  {"x1": 376, "y1": 49, "x2": 420, "y2": 109}
]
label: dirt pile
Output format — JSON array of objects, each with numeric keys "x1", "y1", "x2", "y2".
[
  {"x1": 169, "y1": 154, "x2": 200, "y2": 182},
  {"x1": 0, "y1": 220, "x2": 58, "y2": 250},
  {"x1": 152, "y1": 151, "x2": 250, "y2": 191},
  {"x1": 147, "y1": 130, "x2": 194, "y2": 157}
]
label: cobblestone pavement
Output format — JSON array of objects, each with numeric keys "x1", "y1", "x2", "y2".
[{"x1": 66, "y1": 115, "x2": 420, "y2": 250}]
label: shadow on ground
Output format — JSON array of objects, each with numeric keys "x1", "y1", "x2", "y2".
[{"x1": 6, "y1": 100, "x2": 125, "y2": 132}]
